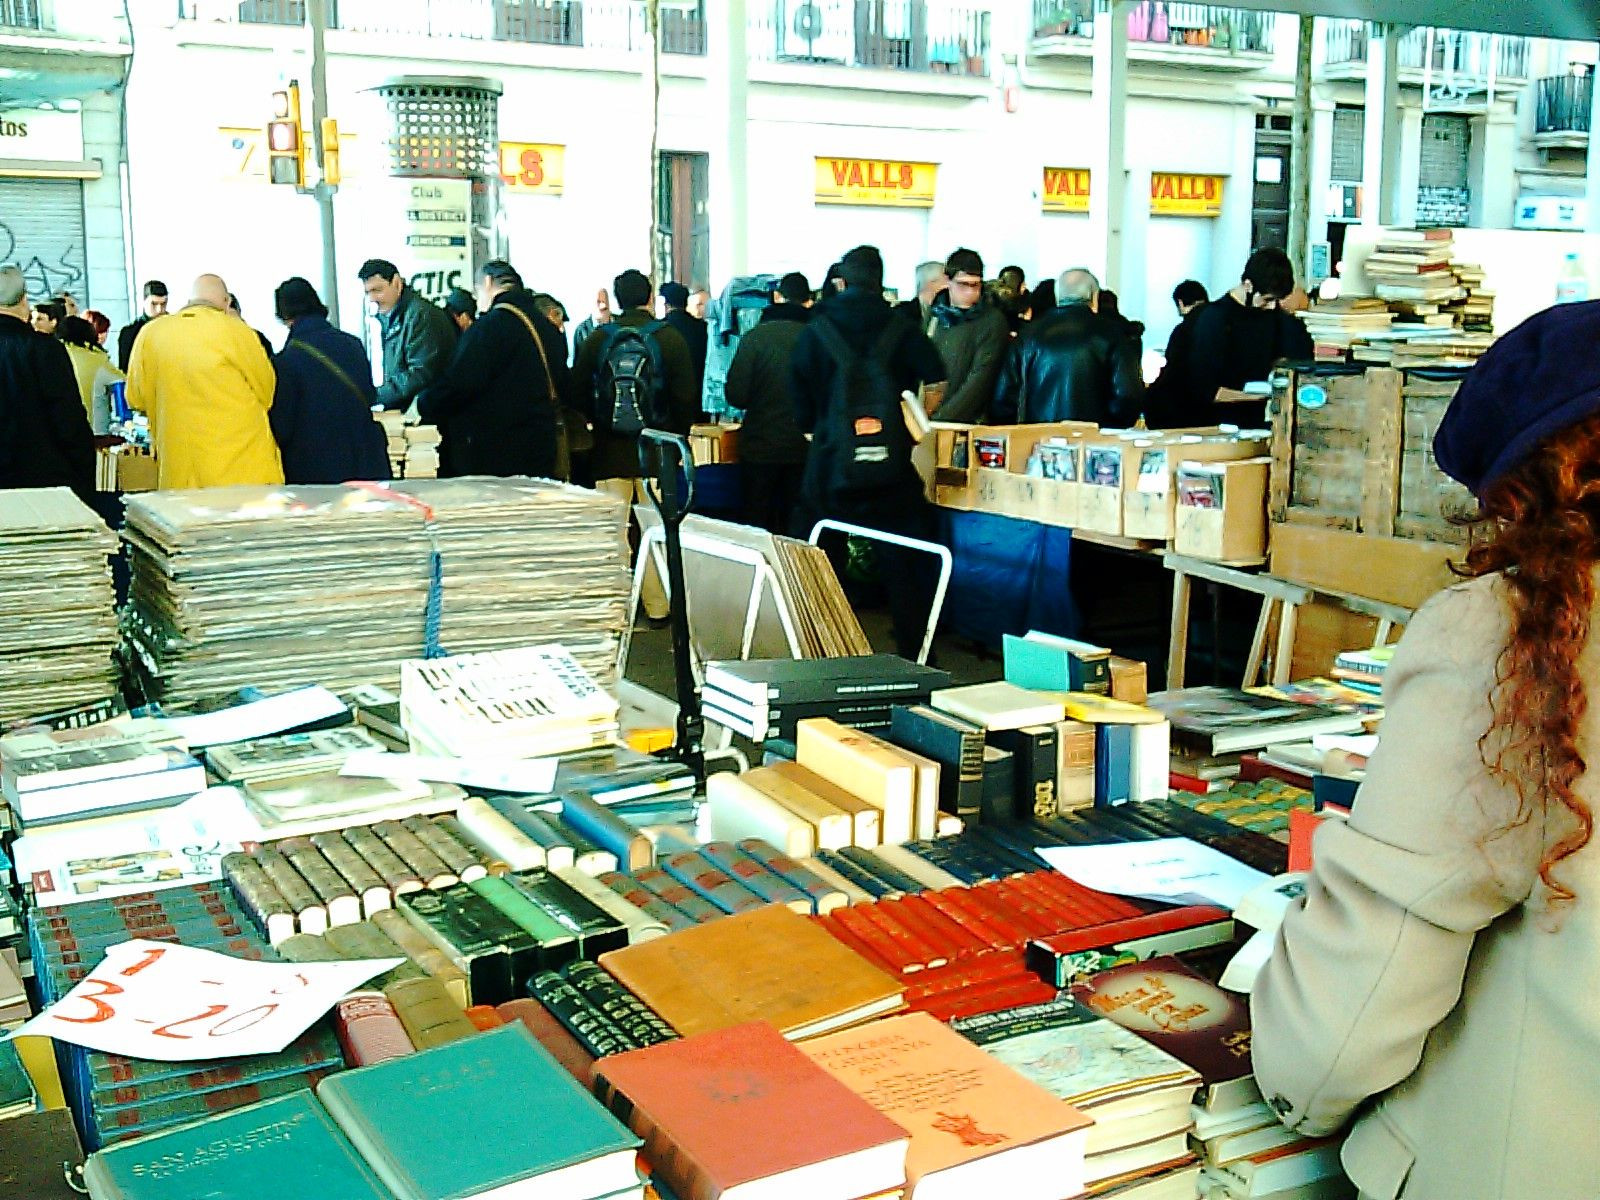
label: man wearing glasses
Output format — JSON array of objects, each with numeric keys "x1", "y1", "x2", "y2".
[
  {"x1": 1184, "y1": 247, "x2": 1314, "y2": 427},
  {"x1": 926, "y1": 248, "x2": 1010, "y2": 424}
]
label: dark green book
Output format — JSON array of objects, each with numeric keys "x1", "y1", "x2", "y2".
[
  {"x1": 437, "y1": 882, "x2": 541, "y2": 1001},
  {"x1": 528, "y1": 970, "x2": 639, "y2": 1058},
  {"x1": 562, "y1": 960, "x2": 677, "y2": 1047},
  {"x1": 508, "y1": 870, "x2": 628, "y2": 959},
  {"x1": 467, "y1": 874, "x2": 577, "y2": 970},
  {"x1": 83, "y1": 1090, "x2": 391, "y2": 1199},
  {"x1": 316, "y1": 1023, "x2": 642, "y2": 1200},
  {"x1": 396, "y1": 887, "x2": 510, "y2": 1007}
]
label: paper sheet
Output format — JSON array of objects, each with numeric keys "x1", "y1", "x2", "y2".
[
  {"x1": 1036, "y1": 837, "x2": 1271, "y2": 910},
  {"x1": 339, "y1": 749, "x2": 558, "y2": 795},
  {"x1": 5, "y1": 940, "x2": 400, "y2": 1061},
  {"x1": 1219, "y1": 928, "x2": 1277, "y2": 994},
  {"x1": 163, "y1": 687, "x2": 349, "y2": 749}
]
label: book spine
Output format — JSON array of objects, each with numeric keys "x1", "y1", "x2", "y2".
[
  {"x1": 273, "y1": 930, "x2": 339, "y2": 963},
  {"x1": 528, "y1": 969, "x2": 640, "y2": 1057},
  {"x1": 791, "y1": 856, "x2": 874, "y2": 906},
  {"x1": 814, "y1": 849, "x2": 903, "y2": 899},
  {"x1": 659, "y1": 851, "x2": 770, "y2": 915},
  {"x1": 919, "y1": 888, "x2": 1021, "y2": 950},
  {"x1": 628, "y1": 867, "x2": 726, "y2": 926},
  {"x1": 553, "y1": 866, "x2": 670, "y2": 943},
  {"x1": 333, "y1": 992, "x2": 415, "y2": 1066},
  {"x1": 853, "y1": 901, "x2": 950, "y2": 971},
  {"x1": 454, "y1": 798, "x2": 547, "y2": 873},
  {"x1": 732, "y1": 839, "x2": 849, "y2": 913},
  {"x1": 89, "y1": 1026, "x2": 340, "y2": 1095},
  {"x1": 484, "y1": 797, "x2": 575, "y2": 864},
  {"x1": 894, "y1": 893, "x2": 992, "y2": 959},
  {"x1": 373, "y1": 820, "x2": 458, "y2": 889},
  {"x1": 837, "y1": 846, "x2": 927, "y2": 895},
  {"x1": 495, "y1": 997, "x2": 596, "y2": 1084},
  {"x1": 970, "y1": 879, "x2": 1058, "y2": 940},
  {"x1": 921, "y1": 976, "x2": 1059, "y2": 1022},
  {"x1": 820, "y1": 909, "x2": 920, "y2": 976},
  {"x1": 874, "y1": 894, "x2": 967, "y2": 965},
  {"x1": 465, "y1": 1005, "x2": 505, "y2": 1030},
  {"x1": 901, "y1": 949, "x2": 1030, "y2": 1004},
  {"x1": 870, "y1": 843, "x2": 967, "y2": 892},
  {"x1": 381, "y1": 974, "x2": 477, "y2": 1050},
  {"x1": 220, "y1": 853, "x2": 294, "y2": 945},
  {"x1": 594, "y1": 870, "x2": 698, "y2": 932},
  {"x1": 695, "y1": 843, "x2": 813, "y2": 913},
  {"x1": 466, "y1": 873, "x2": 575, "y2": 968},
  {"x1": 522, "y1": 871, "x2": 631, "y2": 956},
  {"x1": 967, "y1": 825, "x2": 1051, "y2": 874},
  {"x1": 560, "y1": 792, "x2": 653, "y2": 872},
  {"x1": 251, "y1": 849, "x2": 327, "y2": 935},
  {"x1": 343, "y1": 825, "x2": 424, "y2": 896},
  {"x1": 310, "y1": 832, "x2": 393, "y2": 915},
  {"x1": 562, "y1": 959, "x2": 678, "y2": 1046},
  {"x1": 898, "y1": 838, "x2": 994, "y2": 885},
  {"x1": 395, "y1": 888, "x2": 511, "y2": 1007},
  {"x1": 323, "y1": 921, "x2": 420, "y2": 984},
  {"x1": 1095, "y1": 723, "x2": 1134, "y2": 807},
  {"x1": 369, "y1": 908, "x2": 470, "y2": 1008},
  {"x1": 402, "y1": 816, "x2": 488, "y2": 882},
  {"x1": 276, "y1": 840, "x2": 361, "y2": 926}
]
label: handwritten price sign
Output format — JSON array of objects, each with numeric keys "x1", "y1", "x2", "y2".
[{"x1": 6, "y1": 939, "x2": 401, "y2": 1061}]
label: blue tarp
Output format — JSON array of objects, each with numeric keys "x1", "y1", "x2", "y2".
[{"x1": 939, "y1": 509, "x2": 1079, "y2": 647}]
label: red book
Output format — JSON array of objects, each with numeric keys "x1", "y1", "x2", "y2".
[
  {"x1": 1238, "y1": 755, "x2": 1313, "y2": 788},
  {"x1": 945, "y1": 885, "x2": 1043, "y2": 944},
  {"x1": 895, "y1": 893, "x2": 991, "y2": 959},
  {"x1": 1288, "y1": 808, "x2": 1321, "y2": 872},
  {"x1": 853, "y1": 902, "x2": 950, "y2": 971},
  {"x1": 1170, "y1": 770, "x2": 1219, "y2": 795},
  {"x1": 973, "y1": 879, "x2": 1058, "y2": 938},
  {"x1": 902, "y1": 950, "x2": 1033, "y2": 1003},
  {"x1": 497, "y1": 997, "x2": 596, "y2": 1084},
  {"x1": 920, "y1": 977, "x2": 1059, "y2": 1022},
  {"x1": 919, "y1": 889, "x2": 1018, "y2": 950},
  {"x1": 1028, "y1": 870, "x2": 1143, "y2": 924},
  {"x1": 814, "y1": 913, "x2": 894, "y2": 974},
  {"x1": 826, "y1": 908, "x2": 922, "y2": 976},
  {"x1": 335, "y1": 993, "x2": 415, "y2": 1066},
  {"x1": 594, "y1": 1021, "x2": 911, "y2": 1200},
  {"x1": 464, "y1": 1005, "x2": 505, "y2": 1031},
  {"x1": 878, "y1": 895, "x2": 970, "y2": 964}
]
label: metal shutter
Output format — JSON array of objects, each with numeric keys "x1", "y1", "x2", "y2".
[
  {"x1": 0, "y1": 178, "x2": 89, "y2": 305},
  {"x1": 1330, "y1": 106, "x2": 1364, "y2": 183},
  {"x1": 1419, "y1": 113, "x2": 1470, "y2": 187}
]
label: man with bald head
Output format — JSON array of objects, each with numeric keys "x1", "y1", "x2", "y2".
[
  {"x1": 128, "y1": 273, "x2": 281, "y2": 489},
  {"x1": 993, "y1": 266, "x2": 1143, "y2": 426}
]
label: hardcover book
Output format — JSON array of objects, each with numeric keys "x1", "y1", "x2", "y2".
[
  {"x1": 765, "y1": 763, "x2": 883, "y2": 848},
  {"x1": 930, "y1": 683, "x2": 1067, "y2": 732},
  {"x1": 317, "y1": 1023, "x2": 643, "y2": 1200},
  {"x1": 800, "y1": 1011, "x2": 1093, "y2": 1200},
  {"x1": 704, "y1": 656, "x2": 949, "y2": 708},
  {"x1": 796, "y1": 719, "x2": 915, "y2": 846},
  {"x1": 598, "y1": 903, "x2": 905, "y2": 1040},
  {"x1": 1146, "y1": 687, "x2": 1365, "y2": 755},
  {"x1": 886, "y1": 705, "x2": 983, "y2": 821},
  {"x1": 594, "y1": 1021, "x2": 910, "y2": 1200}
]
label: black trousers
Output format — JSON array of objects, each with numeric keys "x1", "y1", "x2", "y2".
[{"x1": 741, "y1": 460, "x2": 806, "y2": 536}]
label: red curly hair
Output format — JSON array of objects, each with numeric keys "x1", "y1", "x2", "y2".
[{"x1": 1460, "y1": 410, "x2": 1600, "y2": 904}]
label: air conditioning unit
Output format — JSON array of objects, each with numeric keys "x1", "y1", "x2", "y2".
[{"x1": 777, "y1": 0, "x2": 851, "y2": 65}]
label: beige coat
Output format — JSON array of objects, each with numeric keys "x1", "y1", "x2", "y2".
[{"x1": 1253, "y1": 573, "x2": 1600, "y2": 1200}]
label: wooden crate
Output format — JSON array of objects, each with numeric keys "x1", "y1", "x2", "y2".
[{"x1": 1270, "y1": 364, "x2": 1473, "y2": 546}]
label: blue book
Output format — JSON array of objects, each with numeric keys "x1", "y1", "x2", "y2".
[
  {"x1": 1003, "y1": 631, "x2": 1112, "y2": 695},
  {"x1": 83, "y1": 1089, "x2": 392, "y2": 1199},
  {"x1": 317, "y1": 1023, "x2": 641, "y2": 1200},
  {"x1": 1095, "y1": 723, "x2": 1135, "y2": 807}
]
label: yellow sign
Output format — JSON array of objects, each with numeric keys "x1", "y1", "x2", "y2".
[
  {"x1": 499, "y1": 142, "x2": 565, "y2": 195},
  {"x1": 1042, "y1": 169, "x2": 1227, "y2": 218},
  {"x1": 814, "y1": 157, "x2": 937, "y2": 208},
  {"x1": 1042, "y1": 167, "x2": 1091, "y2": 214}
]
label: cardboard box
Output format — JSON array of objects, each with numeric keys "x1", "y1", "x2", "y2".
[
  {"x1": 1123, "y1": 432, "x2": 1270, "y2": 542},
  {"x1": 1109, "y1": 656, "x2": 1148, "y2": 705},
  {"x1": 1174, "y1": 457, "x2": 1272, "y2": 564}
]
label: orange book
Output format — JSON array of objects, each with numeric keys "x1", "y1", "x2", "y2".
[
  {"x1": 796, "y1": 719, "x2": 917, "y2": 845},
  {"x1": 598, "y1": 903, "x2": 905, "y2": 1040},
  {"x1": 800, "y1": 1011, "x2": 1094, "y2": 1200}
]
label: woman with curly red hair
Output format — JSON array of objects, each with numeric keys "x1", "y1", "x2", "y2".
[{"x1": 1252, "y1": 303, "x2": 1600, "y2": 1200}]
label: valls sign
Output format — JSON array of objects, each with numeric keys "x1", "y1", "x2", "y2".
[
  {"x1": 815, "y1": 157, "x2": 938, "y2": 208},
  {"x1": 1042, "y1": 168, "x2": 1227, "y2": 218}
]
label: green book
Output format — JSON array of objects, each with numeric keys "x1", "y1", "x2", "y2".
[
  {"x1": 317, "y1": 1023, "x2": 642, "y2": 1200},
  {"x1": 82, "y1": 1089, "x2": 392, "y2": 1200},
  {"x1": 437, "y1": 882, "x2": 542, "y2": 1000},
  {"x1": 467, "y1": 875, "x2": 577, "y2": 971},
  {"x1": 396, "y1": 887, "x2": 510, "y2": 1007},
  {"x1": 508, "y1": 869, "x2": 629, "y2": 958}
]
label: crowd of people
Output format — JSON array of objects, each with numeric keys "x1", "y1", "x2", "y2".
[{"x1": 0, "y1": 240, "x2": 1315, "y2": 654}]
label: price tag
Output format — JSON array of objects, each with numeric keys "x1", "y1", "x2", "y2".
[{"x1": 5, "y1": 940, "x2": 401, "y2": 1061}]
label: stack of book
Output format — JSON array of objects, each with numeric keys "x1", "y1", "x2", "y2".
[
  {"x1": 1446, "y1": 262, "x2": 1494, "y2": 332},
  {"x1": 1330, "y1": 645, "x2": 1392, "y2": 696},
  {"x1": 1295, "y1": 297, "x2": 1395, "y2": 353},
  {"x1": 1362, "y1": 229, "x2": 1464, "y2": 305},
  {"x1": 400, "y1": 644, "x2": 620, "y2": 758},
  {"x1": 121, "y1": 478, "x2": 632, "y2": 706},
  {"x1": 0, "y1": 489, "x2": 119, "y2": 728},
  {"x1": 401, "y1": 424, "x2": 441, "y2": 478},
  {"x1": 205, "y1": 726, "x2": 386, "y2": 785},
  {"x1": 374, "y1": 410, "x2": 406, "y2": 473},
  {"x1": 702, "y1": 655, "x2": 950, "y2": 743},
  {"x1": 1149, "y1": 685, "x2": 1365, "y2": 786},
  {"x1": 0, "y1": 723, "x2": 203, "y2": 835}
]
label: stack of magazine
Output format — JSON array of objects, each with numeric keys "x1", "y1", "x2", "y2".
[
  {"x1": 120, "y1": 478, "x2": 631, "y2": 707},
  {"x1": 0, "y1": 489, "x2": 119, "y2": 727}
]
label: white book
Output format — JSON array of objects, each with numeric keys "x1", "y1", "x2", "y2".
[
  {"x1": 705, "y1": 772, "x2": 818, "y2": 859},
  {"x1": 552, "y1": 867, "x2": 669, "y2": 943},
  {"x1": 13, "y1": 753, "x2": 206, "y2": 828},
  {"x1": 453, "y1": 798, "x2": 547, "y2": 873},
  {"x1": 931, "y1": 682, "x2": 1068, "y2": 732},
  {"x1": 1131, "y1": 720, "x2": 1172, "y2": 803}
]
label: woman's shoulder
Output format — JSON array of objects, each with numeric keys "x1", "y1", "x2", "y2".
[{"x1": 1398, "y1": 573, "x2": 1511, "y2": 675}]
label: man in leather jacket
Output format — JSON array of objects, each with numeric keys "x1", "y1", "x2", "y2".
[{"x1": 993, "y1": 268, "x2": 1144, "y2": 426}]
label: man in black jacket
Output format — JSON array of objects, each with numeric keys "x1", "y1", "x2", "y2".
[
  {"x1": 993, "y1": 268, "x2": 1143, "y2": 426},
  {"x1": 791, "y1": 246, "x2": 946, "y2": 660},
  {"x1": 269, "y1": 277, "x2": 390, "y2": 485},
  {"x1": 660, "y1": 281, "x2": 708, "y2": 403},
  {"x1": 117, "y1": 280, "x2": 168, "y2": 372},
  {"x1": 0, "y1": 265, "x2": 95, "y2": 500},
  {"x1": 417, "y1": 260, "x2": 567, "y2": 479},
  {"x1": 928, "y1": 248, "x2": 1009, "y2": 424},
  {"x1": 726, "y1": 271, "x2": 813, "y2": 533},
  {"x1": 1183, "y1": 247, "x2": 1313, "y2": 427},
  {"x1": 1143, "y1": 279, "x2": 1209, "y2": 429},
  {"x1": 360, "y1": 258, "x2": 458, "y2": 413}
]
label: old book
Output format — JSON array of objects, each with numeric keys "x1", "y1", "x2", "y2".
[
  {"x1": 557, "y1": 867, "x2": 671, "y2": 941},
  {"x1": 1054, "y1": 720, "x2": 1096, "y2": 813},
  {"x1": 598, "y1": 903, "x2": 905, "y2": 1039},
  {"x1": 205, "y1": 726, "x2": 383, "y2": 784},
  {"x1": 83, "y1": 1090, "x2": 391, "y2": 1200},
  {"x1": 594, "y1": 1021, "x2": 910, "y2": 1200},
  {"x1": 888, "y1": 743, "x2": 941, "y2": 842},
  {"x1": 870, "y1": 843, "x2": 966, "y2": 892},
  {"x1": 221, "y1": 852, "x2": 296, "y2": 945},
  {"x1": 980, "y1": 746, "x2": 1014, "y2": 825},
  {"x1": 252, "y1": 848, "x2": 328, "y2": 936},
  {"x1": 528, "y1": 970, "x2": 639, "y2": 1058},
  {"x1": 952, "y1": 997, "x2": 1201, "y2": 1170},
  {"x1": 988, "y1": 725, "x2": 1060, "y2": 821},
  {"x1": 1095, "y1": 724, "x2": 1135, "y2": 807},
  {"x1": 741, "y1": 764, "x2": 854, "y2": 851},
  {"x1": 801, "y1": 1011, "x2": 1094, "y2": 1200},
  {"x1": 564, "y1": 959, "x2": 678, "y2": 1046},
  {"x1": 931, "y1": 682, "x2": 1068, "y2": 732},
  {"x1": 660, "y1": 850, "x2": 770, "y2": 914},
  {"x1": 401, "y1": 816, "x2": 487, "y2": 883},
  {"x1": 767, "y1": 761, "x2": 883, "y2": 848},
  {"x1": 395, "y1": 887, "x2": 511, "y2": 1007},
  {"x1": 560, "y1": 791, "x2": 654, "y2": 872},
  {"x1": 704, "y1": 655, "x2": 948, "y2": 708},
  {"x1": 369, "y1": 908, "x2": 469, "y2": 1008},
  {"x1": 796, "y1": 719, "x2": 915, "y2": 846},
  {"x1": 382, "y1": 974, "x2": 477, "y2": 1050},
  {"x1": 1071, "y1": 956, "x2": 1258, "y2": 1114},
  {"x1": 706, "y1": 771, "x2": 818, "y2": 858},
  {"x1": 372, "y1": 820, "x2": 457, "y2": 890},
  {"x1": 467, "y1": 873, "x2": 576, "y2": 967},
  {"x1": 697, "y1": 842, "x2": 814, "y2": 913},
  {"x1": 735, "y1": 839, "x2": 851, "y2": 914},
  {"x1": 309, "y1": 831, "x2": 392, "y2": 917},
  {"x1": 484, "y1": 799, "x2": 577, "y2": 871},
  {"x1": 885, "y1": 704, "x2": 984, "y2": 822},
  {"x1": 496, "y1": 997, "x2": 596, "y2": 1084},
  {"x1": 277, "y1": 840, "x2": 362, "y2": 927},
  {"x1": 507, "y1": 870, "x2": 629, "y2": 958},
  {"x1": 1147, "y1": 687, "x2": 1364, "y2": 755},
  {"x1": 454, "y1": 797, "x2": 546, "y2": 873},
  {"x1": 1003, "y1": 632, "x2": 1112, "y2": 695},
  {"x1": 317, "y1": 1023, "x2": 641, "y2": 1200},
  {"x1": 342, "y1": 825, "x2": 424, "y2": 897}
]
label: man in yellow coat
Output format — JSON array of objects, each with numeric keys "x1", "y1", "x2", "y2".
[{"x1": 128, "y1": 273, "x2": 282, "y2": 489}]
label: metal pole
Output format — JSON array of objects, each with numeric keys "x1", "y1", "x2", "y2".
[
  {"x1": 1288, "y1": 16, "x2": 1314, "y2": 278},
  {"x1": 307, "y1": 0, "x2": 339, "y2": 325}
]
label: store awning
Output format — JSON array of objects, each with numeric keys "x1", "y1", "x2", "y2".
[{"x1": 1220, "y1": 0, "x2": 1598, "y2": 43}]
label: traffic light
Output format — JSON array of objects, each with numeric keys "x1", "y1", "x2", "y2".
[
  {"x1": 320, "y1": 117, "x2": 341, "y2": 187},
  {"x1": 267, "y1": 83, "x2": 305, "y2": 187}
]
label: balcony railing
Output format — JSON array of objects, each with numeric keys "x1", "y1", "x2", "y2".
[
  {"x1": 1537, "y1": 72, "x2": 1592, "y2": 135},
  {"x1": 0, "y1": 0, "x2": 41, "y2": 29},
  {"x1": 1324, "y1": 22, "x2": 1530, "y2": 83},
  {"x1": 1032, "y1": 0, "x2": 1274, "y2": 56},
  {"x1": 179, "y1": 0, "x2": 987, "y2": 72}
]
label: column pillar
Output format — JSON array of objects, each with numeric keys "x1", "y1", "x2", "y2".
[
  {"x1": 1088, "y1": 0, "x2": 1129, "y2": 286},
  {"x1": 706, "y1": 0, "x2": 749, "y2": 282}
]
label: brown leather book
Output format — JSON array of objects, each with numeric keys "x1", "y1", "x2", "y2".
[
  {"x1": 598, "y1": 903, "x2": 905, "y2": 1040},
  {"x1": 383, "y1": 974, "x2": 477, "y2": 1050},
  {"x1": 496, "y1": 997, "x2": 596, "y2": 1084}
]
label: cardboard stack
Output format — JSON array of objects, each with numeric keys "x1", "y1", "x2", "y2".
[
  {"x1": 403, "y1": 426, "x2": 442, "y2": 479},
  {"x1": 121, "y1": 478, "x2": 630, "y2": 707},
  {"x1": 0, "y1": 489, "x2": 120, "y2": 727}
]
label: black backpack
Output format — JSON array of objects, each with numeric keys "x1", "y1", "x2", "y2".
[
  {"x1": 595, "y1": 321, "x2": 668, "y2": 436},
  {"x1": 812, "y1": 316, "x2": 910, "y2": 500}
]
